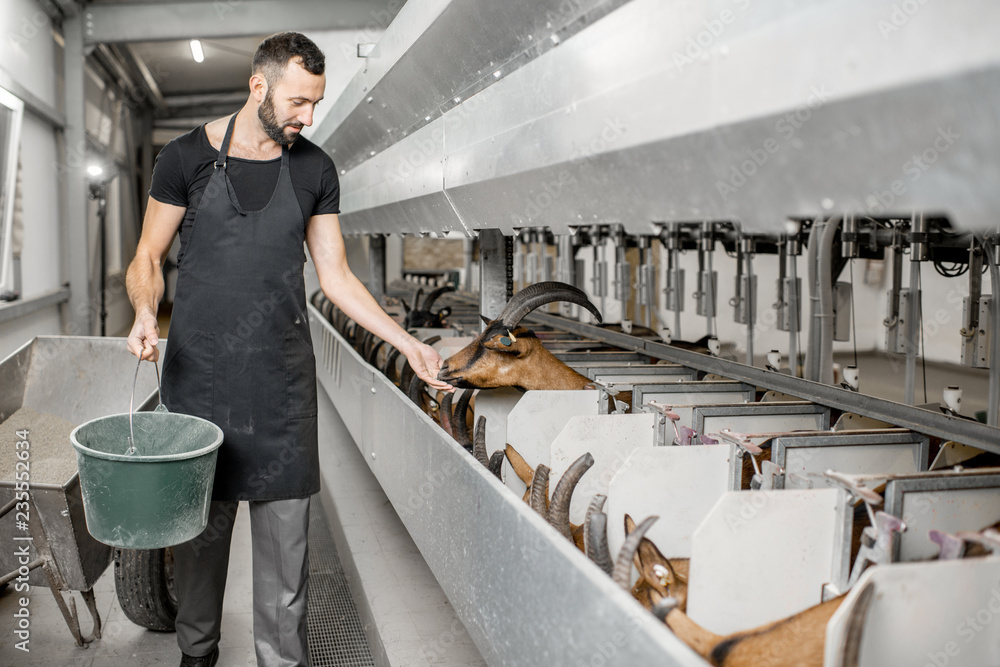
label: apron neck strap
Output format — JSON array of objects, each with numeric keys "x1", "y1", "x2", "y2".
[
  {"x1": 215, "y1": 113, "x2": 238, "y2": 169},
  {"x1": 215, "y1": 112, "x2": 291, "y2": 169}
]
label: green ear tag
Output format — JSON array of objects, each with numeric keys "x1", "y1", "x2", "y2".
[{"x1": 500, "y1": 336, "x2": 512, "y2": 347}]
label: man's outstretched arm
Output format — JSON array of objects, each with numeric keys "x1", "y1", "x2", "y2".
[{"x1": 306, "y1": 213, "x2": 454, "y2": 392}]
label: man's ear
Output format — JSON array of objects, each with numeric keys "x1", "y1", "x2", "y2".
[{"x1": 250, "y1": 73, "x2": 267, "y2": 101}]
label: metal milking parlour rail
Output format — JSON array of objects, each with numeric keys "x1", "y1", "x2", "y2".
[{"x1": 487, "y1": 303, "x2": 1000, "y2": 455}]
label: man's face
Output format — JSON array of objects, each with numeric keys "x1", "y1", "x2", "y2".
[{"x1": 257, "y1": 59, "x2": 325, "y2": 146}]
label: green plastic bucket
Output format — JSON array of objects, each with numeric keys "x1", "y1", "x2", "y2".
[{"x1": 70, "y1": 359, "x2": 223, "y2": 549}]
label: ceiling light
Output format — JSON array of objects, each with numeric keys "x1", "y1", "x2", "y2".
[{"x1": 190, "y1": 40, "x2": 205, "y2": 63}]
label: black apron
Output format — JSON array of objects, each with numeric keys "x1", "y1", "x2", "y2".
[{"x1": 161, "y1": 113, "x2": 319, "y2": 501}]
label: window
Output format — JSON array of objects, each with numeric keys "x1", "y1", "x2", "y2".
[{"x1": 0, "y1": 86, "x2": 24, "y2": 299}]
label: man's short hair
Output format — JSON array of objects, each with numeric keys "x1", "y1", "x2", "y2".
[{"x1": 252, "y1": 32, "x2": 325, "y2": 86}]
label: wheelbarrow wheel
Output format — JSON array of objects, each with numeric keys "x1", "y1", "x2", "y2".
[{"x1": 114, "y1": 547, "x2": 177, "y2": 631}]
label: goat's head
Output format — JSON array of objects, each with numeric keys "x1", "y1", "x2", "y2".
[
  {"x1": 403, "y1": 285, "x2": 455, "y2": 328},
  {"x1": 437, "y1": 281, "x2": 602, "y2": 389}
]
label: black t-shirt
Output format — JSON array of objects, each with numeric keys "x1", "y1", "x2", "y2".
[{"x1": 149, "y1": 123, "x2": 340, "y2": 265}]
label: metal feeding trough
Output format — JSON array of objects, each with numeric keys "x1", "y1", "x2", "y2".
[{"x1": 0, "y1": 336, "x2": 162, "y2": 646}]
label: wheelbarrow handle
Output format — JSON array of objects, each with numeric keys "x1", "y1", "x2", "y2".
[{"x1": 127, "y1": 356, "x2": 162, "y2": 455}]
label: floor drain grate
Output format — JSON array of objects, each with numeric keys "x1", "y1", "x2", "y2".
[{"x1": 307, "y1": 500, "x2": 375, "y2": 667}]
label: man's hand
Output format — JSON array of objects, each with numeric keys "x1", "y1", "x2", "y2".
[
  {"x1": 405, "y1": 341, "x2": 454, "y2": 393},
  {"x1": 127, "y1": 309, "x2": 160, "y2": 361}
]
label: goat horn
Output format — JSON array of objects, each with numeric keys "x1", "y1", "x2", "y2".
[
  {"x1": 548, "y1": 453, "x2": 596, "y2": 540},
  {"x1": 612, "y1": 515, "x2": 659, "y2": 590},
  {"x1": 529, "y1": 464, "x2": 551, "y2": 519},
  {"x1": 453, "y1": 389, "x2": 474, "y2": 448},
  {"x1": 504, "y1": 444, "x2": 534, "y2": 486},
  {"x1": 439, "y1": 391, "x2": 454, "y2": 437},
  {"x1": 488, "y1": 450, "x2": 504, "y2": 480},
  {"x1": 422, "y1": 284, "x2": 455, "y2": 311},
  {"x1": 496, "y1": 281, "x2": 603, "y2": 329},
  {"x1": 586, "y1": 509, "x2": 614, "y2": 576},
  {"x1": 583, "y1": 494, "x2": 608, "y2": 560},
  {"x1": 413, "y1": 288, "x2": 425, "y2": 311},
  {"x1": 407, "y1": 373, "x2": 425, "y2": 405},
  {"x1": 473, "y1": 416, "x2": 489, "y2": 467}
]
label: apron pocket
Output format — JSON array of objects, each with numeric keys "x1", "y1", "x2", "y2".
[
  {"x1": 161, "y1": 330, "x2": 216, "y2": 421},
  {"x1": 285, "y1": 330, "x2": 317, "y2": 420}
]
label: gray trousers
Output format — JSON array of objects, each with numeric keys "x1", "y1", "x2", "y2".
[{"x1": 173, "y1": 497, "x2": 311, "y2": 667}]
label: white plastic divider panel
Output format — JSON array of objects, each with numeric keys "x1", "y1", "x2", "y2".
[
  {"x1": 547, "y1": 413, "x2": 658, "y2": 525},
  {"x1": 773, "y1": 430, "x2": 930, "y2": 490},
  {"x1": 687, "y1": 489, "x2": 851, "y2": 636},
  {"x1": 309, "y1": 306, "x2": 706, "y2": 665},
  {"x1": 883, "y1": 471, "x2": 1000, "y2": 561},
  {"x1": 693, "y1": 402, "x2": 830, "y2": 439},
  {"x1": 474, "y1": 387, "x2": 524, "y2": 461},
  {"x1": 500, "y1": 390, "x2": 601, "y2": 499},
  {"x1": 605, "y1": 446, "x2": 733, "y2": 565},
  {"x1": 824, "y1": 557, "x2": 1000, "y2": 667},
  {"x1": 635, "y1": 381, "x2": 755, "y2": 428}
]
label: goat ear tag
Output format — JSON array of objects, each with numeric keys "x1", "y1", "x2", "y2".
[{"x1": 499, "y1": 336, "x2": 512, "y2": 347}]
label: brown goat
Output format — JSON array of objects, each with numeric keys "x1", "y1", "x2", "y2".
[{"x1": 437, "y1": 282, "x2": 603, "y2": 390}]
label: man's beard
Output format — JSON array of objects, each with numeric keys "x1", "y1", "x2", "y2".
[{"x1": 258, "y1": 90, "x2": 302, "y2": 146}]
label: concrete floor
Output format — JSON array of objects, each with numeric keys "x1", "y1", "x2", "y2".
[{"x1": 0, "y1": 509, "x2": 259, "y2": 666}]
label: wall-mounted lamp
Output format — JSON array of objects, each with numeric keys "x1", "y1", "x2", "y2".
[{"x1": 190, "y1": 39, "x2": 205, "y2": 63}]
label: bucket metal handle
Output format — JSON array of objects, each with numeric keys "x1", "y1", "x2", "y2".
[{"x1": 127, "y1": 356, "x2": 163, "y2": 455}]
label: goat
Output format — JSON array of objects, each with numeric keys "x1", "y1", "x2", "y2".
[
  {"x1": 402, "y1": 285, "x2": 455, "y2": 329},
  {"x1": 504, "y1": 443, "x2": 593, "y2": 549},
  {"x1": 437, "y1": 282, "x2": 603, "y2": 390},
  {"x1": 604, "y1": 512, "x2": 880, "y2": 667}
]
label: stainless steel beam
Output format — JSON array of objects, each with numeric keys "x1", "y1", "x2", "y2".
[
  {"x1": 522, "y1": 310, "x2": 1000, "y2": 455},
  {"x1": 313, "y1": 0, "x2": 630, "y2": 170},
  {"x1": 320, "y1": 0, "x2": 1000, "y2": 236},
  {"x1": 62, "y1": 13, "x2": 92, "y2": 336},
  {"x1": 82, "y1": 0, "x2": 403, "y2": 44}
]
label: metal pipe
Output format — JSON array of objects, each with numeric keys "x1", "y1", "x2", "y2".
[
  {"x1": 818, "y1": 217, "x2": 841, "y2": 385},
  {"x1": 904, "y1": 259, "x2": 922, "y2": 405},
  {"x1": 805, "y1": 220, "x2": 823, "y2": 381},
  {"x1": 702, "y1": 222, "x2": 715, "y2": 336},
  {"x1": 988, "y1": 239, "x2": 1000, "y2": 425},
  {"x1": 672, "y1": 235, "x2": 682, "y2": 340},
  {"x1": 788, "y1": 251, "x2": 800, "y2": 377},
  {"x1": 742, "y1": 235, "x2": 755, "y2": 366}
]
